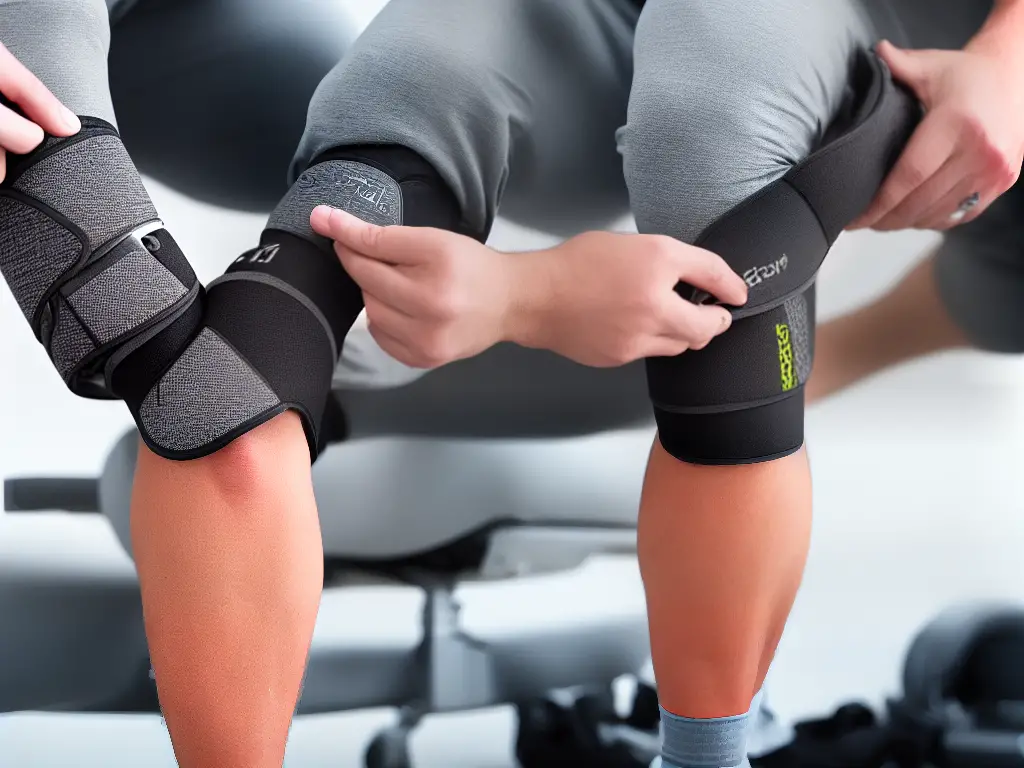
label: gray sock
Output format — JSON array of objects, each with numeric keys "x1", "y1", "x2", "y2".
[{"x1": 660, "y1": 689, "x2": 763, "y2": 768}]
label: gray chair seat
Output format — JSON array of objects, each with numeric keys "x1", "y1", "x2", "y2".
[{"x1": 335, "y1": 341, "x2": 653, "y2": 439}]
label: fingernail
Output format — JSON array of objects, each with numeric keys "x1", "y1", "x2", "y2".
[
  {"x1": 62, "y1": 107, "x2": 81, "y2": 133},
  {"x1": 720, "y1": 311, "x2": 732, "y2": 330}
]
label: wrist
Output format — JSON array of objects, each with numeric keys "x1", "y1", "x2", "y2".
[
  {"x1": 967, "y1": 1, "x2": 1024, "y2": 74},
  {"x1": 500, "y1": 247, "x2": 561, "y2": 349}
]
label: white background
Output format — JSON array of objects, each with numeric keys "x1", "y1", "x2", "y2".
[{"x1": 2, "y1": 1, "x2": 1024, "y2": 765}]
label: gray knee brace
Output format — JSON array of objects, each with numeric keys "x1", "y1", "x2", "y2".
[
  {"x1": 0, "y1": 118, "x2": 201, "y2": 400},
  {"x1": 0, "y1": 120, "x2": 459, "y2": 462},
  {"x1": 126, "y1": 145, "x2": 463, "y2": 461},
  {"x1": 648, "y1": 51, "x2": 921, "y2": 465}
]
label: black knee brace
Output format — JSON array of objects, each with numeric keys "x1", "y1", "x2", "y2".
[
  {"x1": 0, "y1": 118, "x2": 202, "y2": 400},
  {"x1": 648, "y1": 51, "x2": 921, "y2": 465},
  {"x1": 120, "y1": 145, "x2": 464, "y2": 461}
]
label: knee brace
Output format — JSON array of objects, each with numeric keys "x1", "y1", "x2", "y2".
[
  {"x1": 122, "y1": 145, "x2": 465, "y2": 461},
  {"x1": 647, "y1": 51, "x2": 921, "y2": 465},
  {"x1": 0, "y1": 117, "x2": 201, "y2": 400}
]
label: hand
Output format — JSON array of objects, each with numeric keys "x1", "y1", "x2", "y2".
[
  {"x1": 848, "y1": 39, "x2": 1023, "y2": 232},
  {"x1": 516, "y1": 231, "x2": 747, "y2": 367},
  {"x1": 0, "y1": 43, "x2": 81, "y2": 182},
  {"x1": 311, "y1": 205, "x2": 518, "y2": 369}
]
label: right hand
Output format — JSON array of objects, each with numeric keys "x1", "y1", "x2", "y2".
[
  {"x1": 0, "y1": 42, "x2": 81, "y2": 182},
  {"x1": 514, "y1": 230, "x2": 748, "y2": 367}
]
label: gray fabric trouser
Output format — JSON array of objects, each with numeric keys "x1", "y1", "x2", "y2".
[
  {"x1": 4, "y1": 0, "x2": 1015, "y2": 355},
  {"x1": 0, "y1": 0, "x2": 1012, "y2": 760},
  {"x1": 295, "y1": 0, "x2": 878, "y2": 243}
]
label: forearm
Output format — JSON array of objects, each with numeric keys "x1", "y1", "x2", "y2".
[
  {"x1": 501, "y1": 247, "x2": 559, "y2": 350},
  {"x1": 967, "y1": 0, "x2": 1024, "y2": 69}
]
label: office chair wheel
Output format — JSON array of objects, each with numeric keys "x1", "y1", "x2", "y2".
[
  {"x1": 515, "y1": 691, "x2": 650, "y2": 768},
  {"x1": 625, "y1": 682, "x2": 660, "y2": 731},
  {"x1": 364, "y1": 726, "x2": 412, "y2": 768}
]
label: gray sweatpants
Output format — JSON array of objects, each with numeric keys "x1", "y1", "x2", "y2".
[
  {"x1": 5, "y1": 0, "x2": 1015, "y2": 356},
  {"x1": 0, "y1": 0, "x2": 1011, "y2": 761},
  {"x1": 295, "y1": 0, "x2": 878, "y2": 243}
]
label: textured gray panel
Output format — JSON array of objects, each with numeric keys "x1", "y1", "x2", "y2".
[
  {"x1": 50, "y1": 305, "x2": 96, "y2": 380},
  {"x1": 139, "y1": 328, "x2": 280, "y2": 453},
  {"x1": 0, "y1": 197, "x2": 82, "y2": 322},
  {"x1": 13, "y1": 134, "x2": 157, "y2": 251},
  {"x1": 68, "y1": 247, "x2": 186, "y2": 344},
  {"x1": 784, "y1": 292, "x2": 813, "y2": 385},
  {"x1": 268, "y1": 160, "x2": 403, "y2": 242}
]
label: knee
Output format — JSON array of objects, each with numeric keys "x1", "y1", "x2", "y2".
[
  {"x1": 307, "y1": 26, "x2": 507, "y2": 159},
  {"x1": 151, "y1": 412, "x2": 309, "y2": 503},
  {"x1": 622, "y1": 78, "x2": 794, "y2": 242}
]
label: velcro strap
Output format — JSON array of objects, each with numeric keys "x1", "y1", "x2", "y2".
[
  {"x1": 678, "y1": 51, "x2": 919, "y2": 321},
  {"x1": 648, "y1": 285, "x2": 816, "y2": 414},
  {"x1": 0, "y1": 119, "x2": 201, "y2": 397}
]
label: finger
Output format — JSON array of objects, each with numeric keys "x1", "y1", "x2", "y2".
[
  {"x1": 363, "y1": 291, "x2": 418, "y2": 337},
  {"x1": 336, "y1": 248, "x2": 423, "y2": 315},
  {"x1": 0, "y1": 149, "x2": 6, "y2": 183},
  {"x1": 869, "y1": 151, "x2": 967, "y2": 231},
  {"x1": 366, "y1": 322, "x2": 423, "y2": 369},
  {"x1": 918, "y1": 179, "x2": 989, "y2": 231},
  {"x1": 672, "y1": 246, "x2": 748, "y2": 306},
  {"x1": 0, "y1": 102, "x2": 45, "y2": 154},
  {"x1": 875, "y1": 40, "x2": 932, "y2": 98},
  {"x1": 660, "y1": 298, "x2": 733, "y2": 348},
  {"x1": 847, "y1": 113, "x2": 956, "y2": 230},
  {"x1": 0, "y1": 44, "x2": 80, "y2": 136},
  {"x1": 643, "y1": 337, "x2": 691, "y2": 359},
  {"x1": 311, "y1": 206, "x2": 430, "y2": 265}
]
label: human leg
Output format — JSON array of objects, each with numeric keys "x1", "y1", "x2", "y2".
[
  {"x1": 103, "y1": 2, "x2": 354, "y2": 764},
  {"x1": 619, "y1": 1, "x2": 891, "y2": 764},
  {"x1": 118, "y1": 1, "x2": 637, "y2": 763}
]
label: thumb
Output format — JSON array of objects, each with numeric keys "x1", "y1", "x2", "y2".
[
  {"x1": 876, "y1": 39, "x2": 933, "y2": 97},
  {"x1": 310, "y1": 206, "x2": 390, "y2": 256}
]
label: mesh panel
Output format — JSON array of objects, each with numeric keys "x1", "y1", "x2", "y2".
[
  {"x1": 784, "y1": 292, "x2": 813, "y2": 385},
  {"x1": 50, "y1": 305, "x2": 96, "y2": 379},
  {"x1": 13, "y1": 134, "x2": 157, "y2": 251},
  {"x1": 139, "y1": 328, "x2": 280, "y2": 453},
  {"x1": 68, "y1": 247, "x2": 187, "y2": 345},
  {"x1": 0, "y1": 197, "x2": 82, "y2": 321}
]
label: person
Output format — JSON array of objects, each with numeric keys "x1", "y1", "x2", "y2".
[
  {"x1": 0, "y1": 4, "x2": 1020, "y2": 768},
  {"x1": 805, "y1": 4, "x2": 1024, "y2": 407},
  {"x1": 0, "y1": 1, "x2": 740, "y2": 766}
]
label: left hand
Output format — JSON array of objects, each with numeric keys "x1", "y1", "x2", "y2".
[
  {"x1": 310, "y1": 205, "x2": 517, "y2": 369},
  {"x1": 848, "y1": 39, "x2": 1024, "y2": 232}
]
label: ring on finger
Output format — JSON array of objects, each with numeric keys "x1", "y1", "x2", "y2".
[{"x1": 948, "y1": 192, "x2": 981, "y2": 223}]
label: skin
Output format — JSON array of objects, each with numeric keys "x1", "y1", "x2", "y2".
[
  {"x1": 812, "y1": 0, "x2": 1024, "y2": 402},
  {"x1": 309, "y1": 205, "x2": 747, "y2": 369},
  {"x1": 849, "y1": 2, "x2": 1024, "y2": 231},
  {"x1": 0, "y1": 42, "x2": 81, "y2": 180},
  {"x1": 5, "y1": 1, "x2": 1021, "y2": 762}
]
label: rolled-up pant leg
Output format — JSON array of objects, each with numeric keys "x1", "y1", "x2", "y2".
[
  {"x1": 263, "y1": 0, "x2": 640, "y2": 398},
  {"x1": 291, "y1": 0, "x2": 638, "y2": 240}
]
